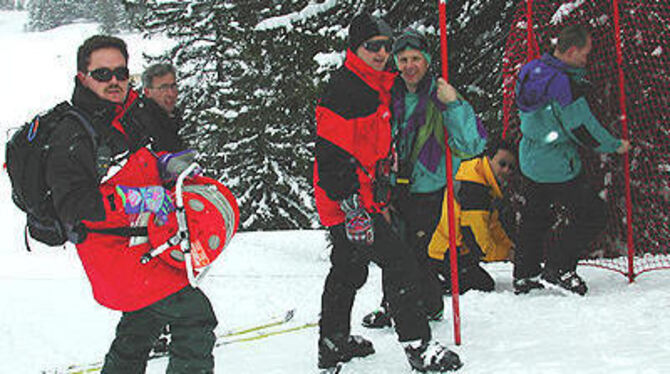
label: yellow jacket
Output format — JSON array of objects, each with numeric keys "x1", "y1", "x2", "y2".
[{"x1": 428, "y1": 157, "x2": 513, "y2": 262}]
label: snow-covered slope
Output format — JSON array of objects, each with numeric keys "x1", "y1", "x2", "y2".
[{"x1": 1, "y1": 10, "x2": 669, "y2": 374}]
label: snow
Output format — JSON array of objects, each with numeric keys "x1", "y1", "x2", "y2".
[
  {"x1": 255, "y1": 0, "x2": 338, "y2": 32},
  {"x1": 2, "y1": 10, "x2": 670, "y2": 374},
  {"x1": 550, "y1": 0, "x2": 586, "y2": 25}
]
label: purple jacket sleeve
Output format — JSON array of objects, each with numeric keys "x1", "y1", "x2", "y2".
[{"x1": 547, "y1": 73, "x2": 574, "y2": 108}]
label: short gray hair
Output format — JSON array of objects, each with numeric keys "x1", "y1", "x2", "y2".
[{"x1": 142, "y1": 63, "x2": 177, "y2": 88}]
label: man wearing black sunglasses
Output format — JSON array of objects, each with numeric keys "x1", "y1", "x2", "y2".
[
  {"x1": 428, "y1": 139, "x2": 517, "y2": 294},
  {"x1": 314, "y1": 13, "x2": 462, "y2": 373},
  {"x1": 43, "y1": 35, "x2": 217, "y2": 373}
]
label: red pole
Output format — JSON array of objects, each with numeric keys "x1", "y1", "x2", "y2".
[
  {"x1": 526, "y1": 0, "x2": 536, "y2": 62},
  {"x1": 438, "y1": 0, "x2": 461, "y2": 346},
  {"x1": 611, "y1": 0, "x2": 635, "y2": 282}
]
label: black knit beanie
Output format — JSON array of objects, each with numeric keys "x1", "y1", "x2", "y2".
[{"x1": 348, "y1": 13, "x2": 393, "y2": 51}]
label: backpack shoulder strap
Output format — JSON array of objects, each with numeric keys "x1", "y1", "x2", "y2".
[
  {"x1": 56, "y1": 105, "x2": 114, "y2": 180},
  {"x1": 61, "y1": 106, "x2": 99, "y2": 151}
]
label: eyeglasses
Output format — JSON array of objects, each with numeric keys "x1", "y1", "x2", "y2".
[
  {"x1": 87, "y1": 67, "x2": 130, "y2": 82},
  {"x1": 362, "y1": 39, "x2": 393, "y2": 53},
  {"x1": 392, "y1": 34, "x2": 428, "y2": 55},
  {"x1": 150, "y1": 83, "x2": 178, "y2": 92}
]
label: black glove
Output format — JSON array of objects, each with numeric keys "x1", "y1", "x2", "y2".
[{"x1": 340, "y1": 194, "x2": 374, "y2": 246}]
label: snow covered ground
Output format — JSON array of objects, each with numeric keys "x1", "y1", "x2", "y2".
[{"x1": 1, "y1": 10, "x2": 670, "y2": 374}]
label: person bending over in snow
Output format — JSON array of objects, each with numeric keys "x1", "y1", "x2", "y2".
[{"x1": 428, "y1": 138, "x2": 517, "y2": 294}]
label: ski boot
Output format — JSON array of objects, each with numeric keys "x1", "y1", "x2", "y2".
[
  {"x1": 403, "y1": 339, "x2": 462, "y2": 372},
  {"x1": 318, "y1": 334, "x2": 375, "y2": 371},
  {"x1": 541, "y1": 269, "x2": 588, "y2": 296},
  {"x1": 513, "y1": 275, "x2": 545, "y2": 295},
  {"x1": 361, "y1": 306, "x2": 392, "y2": 328}
]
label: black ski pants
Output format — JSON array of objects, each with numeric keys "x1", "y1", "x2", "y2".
[
  {"x1": 320, "y1": 215, "x2": 431, "y2": 343},
  {"x1": 514, "y1": 173, "x2": 607, "y2": 279},
  {"x1": 101, "y1": 286, "x2": 218, "y2": 374},
  {"x1": 381, "y1": 189, "x2": 445, "y2": 316}
]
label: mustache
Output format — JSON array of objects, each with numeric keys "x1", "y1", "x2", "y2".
[{"x1": 105, "y1": 84, "x2": 123, "y2": 92}]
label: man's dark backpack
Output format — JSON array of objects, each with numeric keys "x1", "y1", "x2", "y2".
[{"x1": 5, "y1": 101, "x2": 99, "y2": 249}]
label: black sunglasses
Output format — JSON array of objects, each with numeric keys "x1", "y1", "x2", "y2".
[
  {"x1": 362, "y1": 39, "x2": 393, "y2": 53},
  {"x1": 87, "y1": 67, "x2": 130, "y2": 82}
]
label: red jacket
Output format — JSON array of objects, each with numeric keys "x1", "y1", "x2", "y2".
[
  {"x1": 77, "y1": 147, "x2": 189, "y2": 311},
  {"x1": 46, "y1": 82, "x2": 192, "y2": 311},
  {"x1": 314, "y1": 50, "x2": 396, "y2": 226}
]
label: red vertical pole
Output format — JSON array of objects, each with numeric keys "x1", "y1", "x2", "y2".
[
  {"x1": 526, "y1": 0, "x2": 537, "y2": 62},
  {"x1": 611, "y1": 0, "x2": 635, "y2": 282},
  {"x1": 438, "y1": 0, "x2": 461, "y2": 346},
  {"x1": 504, "y1": 0, "x2": 536, "y2": 140}
]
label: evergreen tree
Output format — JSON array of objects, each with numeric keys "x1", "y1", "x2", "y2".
[
  {"x1": 27, "y1": 0, "x2": 135, "y2": 32},
  {"x1": 27, "y1": 0, "x2": 75, "y2": 31},
  {"x1": 97, "y1": 0, "x2": 129, "y2": 33}
]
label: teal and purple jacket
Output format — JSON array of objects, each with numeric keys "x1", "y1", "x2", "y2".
[
  {"x1": 516, "y1": 53, "x2": 622, "y2": 183},
  {"x1": 391, "y1": 75, "x2": 487, "y2": 194}
]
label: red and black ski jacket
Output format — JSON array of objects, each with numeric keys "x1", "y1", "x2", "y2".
[
  {"x1": 314, "y1": 50, "x2": 397, "y2": 226},
  {"x1": 45, "y1": 80, "x2": 189, "y2": 311}
]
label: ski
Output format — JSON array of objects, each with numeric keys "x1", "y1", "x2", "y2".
[
  {"x1": 43, "y1": 309, "x2": 301, "y2": 374},
  {"x1": 216, "y1": 321, "x2": 318, "y2": 345},
  {"x1": 218, "y1": 308, "x2": 296, "y2": 338}
]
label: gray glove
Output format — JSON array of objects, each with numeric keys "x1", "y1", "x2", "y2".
[{"x1": 340, "y1": 194, "x2": 374, "y2": 245}]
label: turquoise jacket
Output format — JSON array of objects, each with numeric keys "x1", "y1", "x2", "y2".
[
  {"x1": 516, "y1": 54, "x2": 622, "y2": 183},
  {"x1": 392, "y1": 76, "x2": 487, "y2": 194}
]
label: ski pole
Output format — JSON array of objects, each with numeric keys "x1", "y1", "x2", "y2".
[{"x1": 438, "y1": 0, "x2": 461, "y2": 346}]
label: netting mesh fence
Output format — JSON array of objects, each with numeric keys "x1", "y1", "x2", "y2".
[{"x1": 502, "y1": 0, "x2": 669, "y2": 278}]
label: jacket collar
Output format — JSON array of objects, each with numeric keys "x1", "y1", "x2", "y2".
[
  {"x1": 541, "y1": 53, "x2": 586, "y2": 78},
  {"x1": 71, "y1": 78, "x2": 139, "y2": 134},
  {"x1": 344, "y1": 49, "x2": 396, "y2": 94},
  {"x1": 459, "y1": 157, "x2": 503, "y2": 199}
]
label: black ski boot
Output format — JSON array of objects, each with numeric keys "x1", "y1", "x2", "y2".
[
  {"x1": 318, "y1": 335, "x2": 375, "y2": 370},
  {"x1": 541, "y1": 269, "x2": 588, "y2": 295},
  {"x1": 403, "y1": 339, "x2": 462, "y2": 372},
  {"x1": 361, "y1": 306, "x2": 392, "y2": 328},
  {"x1": 513, "y1": 275, "x2": 545, "y2": 295}
]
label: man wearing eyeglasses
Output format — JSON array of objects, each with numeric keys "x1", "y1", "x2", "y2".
[
  {"x1": 428, "y1": 139, "x2": 517, "y2": 294},
  {"x1": 360, "y1": 27, "x2": 486, "y2": 330},
  {"x1": 43, "y1": 35, "x2": 217, "y2": 373},
  {"x1": 143, "y1": 63, "x2": 179, "y2": 115},
  {"x1": 314, "y1": 13, "x2": 462, "y2": 373},
  {"x1": 137, "y1": 63, "x2": 186, "y2": 151}
]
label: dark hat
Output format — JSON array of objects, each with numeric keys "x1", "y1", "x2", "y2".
[
  {"x1": 348, "y1": 13, "x2": 393, "y2": 51},
  {"x1": 392, "y1": 28, "x2": 431, "y2": 64}
]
